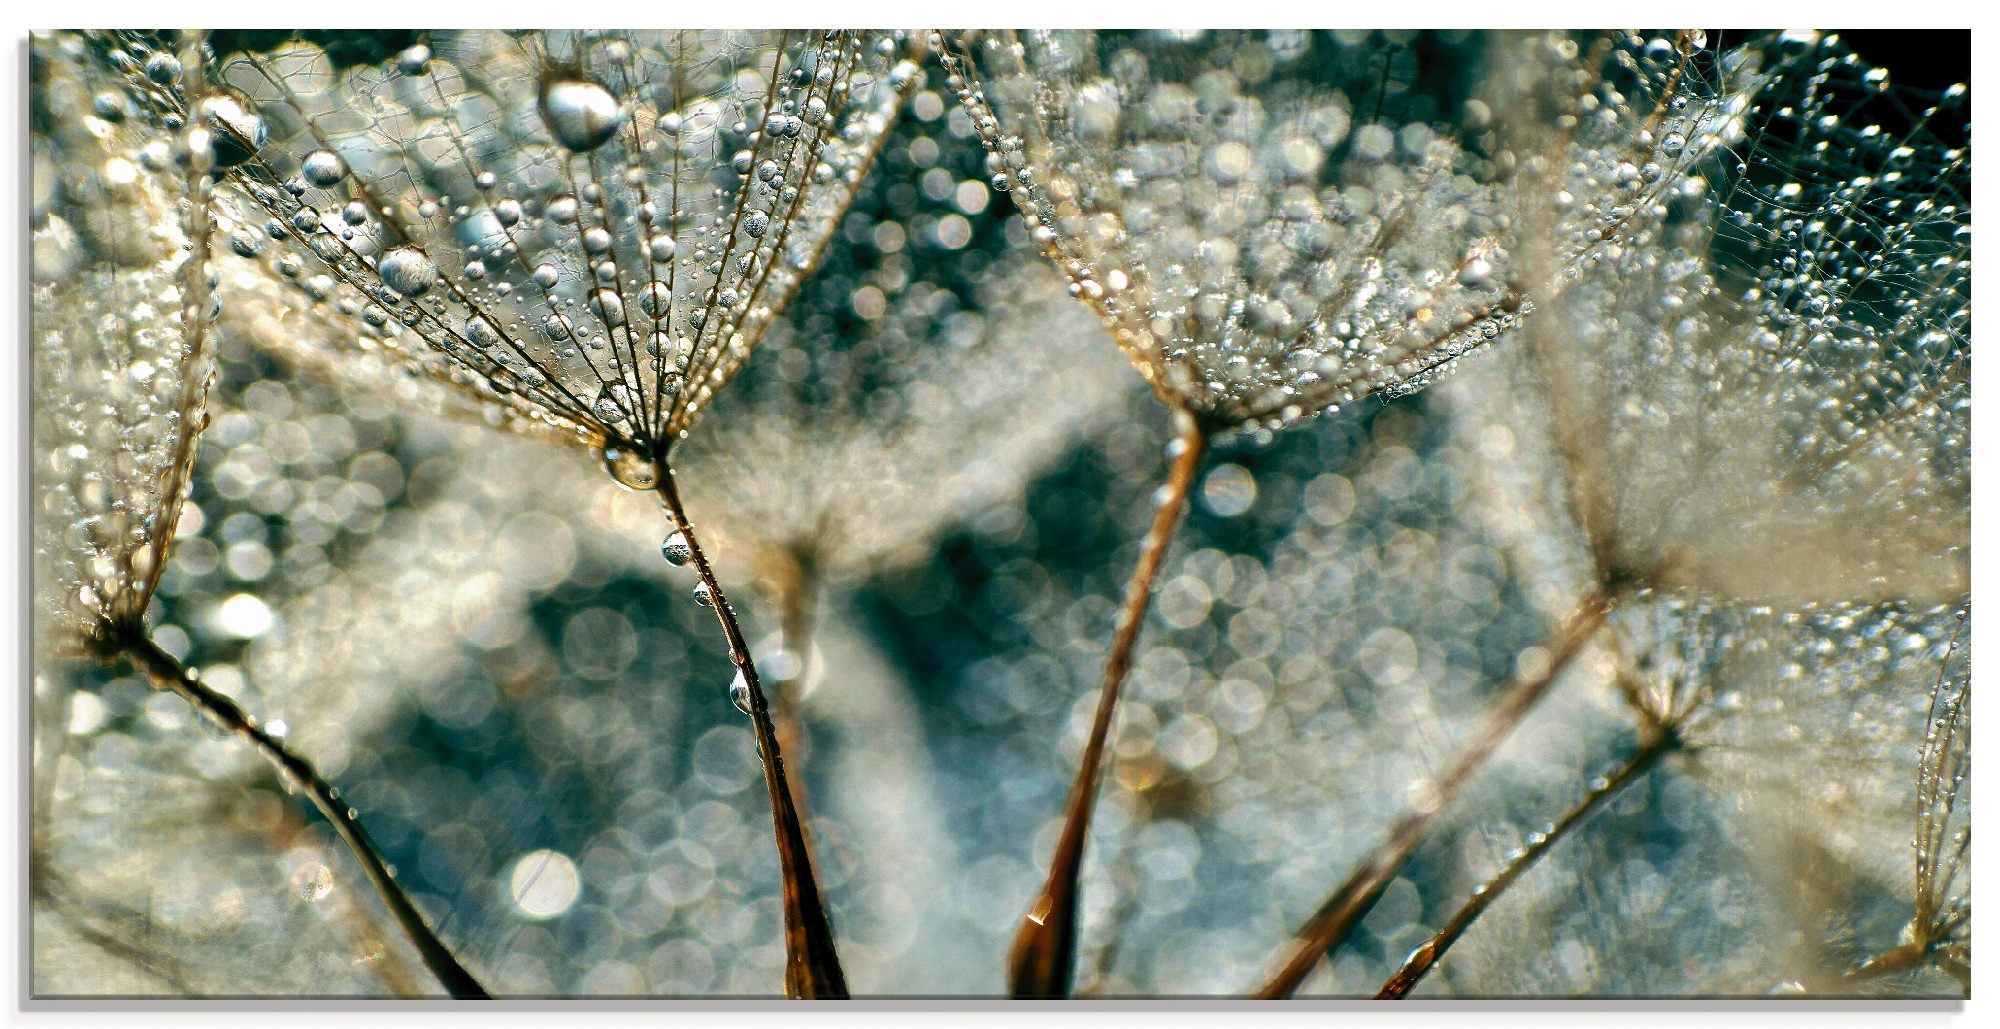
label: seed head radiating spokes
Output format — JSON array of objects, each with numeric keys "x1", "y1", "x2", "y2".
[
  {"x1": 939, "y1": 30, "x2": 1539, "y2": 431},
  {"x1": 204, "y1": 31, "x2": 921, "y2": 467}
]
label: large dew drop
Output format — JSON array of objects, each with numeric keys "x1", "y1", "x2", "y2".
[
  {"x1": 377, "y1": 246, "x2": 438, "y2": 298},
  {"x1": 540, "y1": 77, "x2": 625, "y2": 153},
  {"x1": 660, "y1": 531, "x2": 692, "y2": 567},
  {"x1": 601, "y1": 447, "x2": 658, "y2": 490},
  {"x1": 300, "y1": 149, "x2": 346, "y2": 188},
  {"x1": 729, "y1": 670, "x2": 752, "y2": 715}
]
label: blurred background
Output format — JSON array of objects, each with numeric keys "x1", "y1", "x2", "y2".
[{"x1": 30, "y1": 29, "x2": 1968, "y2": 999}]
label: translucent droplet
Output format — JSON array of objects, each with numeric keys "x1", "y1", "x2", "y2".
[
  {"x1": 229, "y1": 230, "x2": 264, "y2": 257},
  {"x1": 197, "y1": 89, "x2": 268, "y2": 168},
  {"x1": 692, "y1": 582, "x2": 715, "y2": 608},
  {"x1": 494, "y1": 199, "x2": 523, "y2": 227},
  {"x1": 533, "y1": 263, "x2": 560, "y2": 289},
  {"x1": 601, "y1": 447, "x2": 658, "y2": 490},
  {"x1": 540, "y1": 78, "x2": 625, "y2": 152},
  {"x1": 301, "y1": 149, "x2": 346, "y2": 188},
  {"x1": 292, "y1": 862, "x2": 333, "y2": 902},
  {"x1": 145, "y1": 52, "x2": 182, "y2": 85},
  {"x1": 465, "y1": 316, "x2": 502, "y2": 349},
  {"x1": 396, "y1": 44, "x2": 431, "y2": 76},
  {"x1": 589, "y1": 288, "x2": 626, "y2": 326},
  {"x1": 638, "y1": 282, "x2": 672, "y2": 320},
  {"x1": 741, "y1": 210, "x2": 770, "y2": 238},
  {"x1": 729, "y1": 670, "x2": 752, "y2": 715},
  {"x1": 377, "y1": 246, "x2": 438, "y2": 298},
  {"x1": 661, "y1": 531, "x2": 692, "y2": 567}
]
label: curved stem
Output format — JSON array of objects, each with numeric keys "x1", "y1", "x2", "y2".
[
  {"x1": 1377, "y1": 730, "x2": 1674, "y2": 998},
  {"x1": 1252, "y1": 590, "x2": 1612, "y2": 999},
  {"x1": 117, "y1": 630, "x2": 488, "y2": 998},
  {"x1": 654, "y1": 464, "x2": 847, "y2": 999},
  {"x1": 1008, "y1": 409, "x2": 1207, "y2": 998}
]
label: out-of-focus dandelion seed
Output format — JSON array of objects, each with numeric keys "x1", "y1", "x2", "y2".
[{"x1": 34, "y1": 29, "x2": 488, "y2": 999}]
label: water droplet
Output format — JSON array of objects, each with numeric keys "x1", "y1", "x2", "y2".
[
  {"x1": 396, "y1": 45, "x2": 431, "y2": 76},
  {"x1": 229, "y1": 230, "x2": 264, "y2": 257},
  {"x1": 741, "y1": 210, "x2": 770, "y2": 238},
  {"x1": 601, "y1": 447, "x2": 658, "y2": 490},
  {"x1": 589, "y1": 288, "x2": 626, "y2": 326},
  {"x1": 661, "y1": 531, "x2": 692, "y2": 567},
  {"x1": 465, "y1": 315, "x2": 502, "y2": 348},
  {"x1": 145, "y1": 52, "x2": 182, "y2": 85},
  {"x1": 692, "y1": 581, "x2": 715, "y2": 608},
  {"x1": 638, "y1": 282, "x2": 672, "y2": 320},
  {"x1": 540, "y1": 78, "x2": 625, "y2": 152},
  {"x1": 377, "y1": 246, "x2": 438, "y2": 298},
  {"x1": 292, "y1": 862, "x2": 333, "y2": 902},
  {"x1": 301, "y1": 149, "x2": 346, "y2": 188},
  {"x1": 729, "y1": 670, "x2": 752, "y2": 715},
  {"x1": 533, "y1": 263, "x2": 560, "y2": 289},
  {"x1": 197, "y1": 89, "x2": 268, "y2": 168}
]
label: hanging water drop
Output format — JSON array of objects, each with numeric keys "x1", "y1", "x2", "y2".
[
  {"x1": 396, "y1": 44, "x2": 431, "y2": 76},
  {"x1": 377, "y1": 246, "x2": 438, "y2": 297},
  {"x1": 540, "y1": 77, "x2": 625, "y2": 152},
  {"x1": 465, "y1": 315, "x2": 502, "y2": 349},
  {"x1": 729, "y1": 670, "x2": 752, "y2": 715},
  {"x1": 144, "y1": 52, "x2": 182, "y2": 85},
  {"x1": 589, "y1": 288, "x2": 626, "y2": 326},
  {"x1": 301, "y1": 149, "x2": 346, "y2": 187},
  {"x1": 601, "y1": 447, "x2": 658, "y2": 490},
  {"x1": 661, "y1": 531, "x2": 692, "y2": 567}
]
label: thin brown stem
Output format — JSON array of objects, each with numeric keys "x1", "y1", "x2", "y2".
[
  {"x1": 1008, "y1": 408, "x2": 1208, "y2": 998},
  {"x1": 114, "y1": 628, "x2": 488, "y2": 999},
  {"x1": 1252, "y1": 590, "x2": 1612, "y2": 999},
  {"x1": 1377, "y1": 729, "x2": 1675, "y2": 998},
  {"x1": 653, "y1": 463, "x2": 847, "y2": 999}
]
